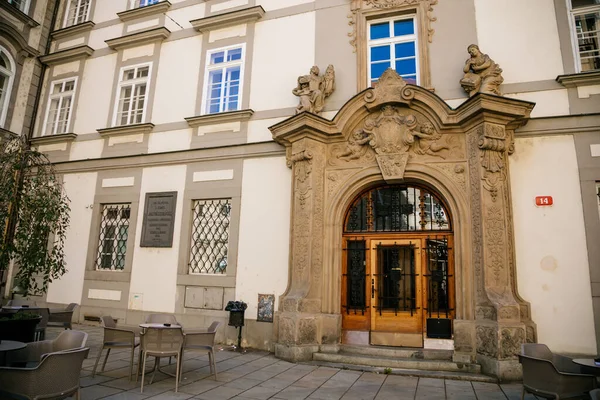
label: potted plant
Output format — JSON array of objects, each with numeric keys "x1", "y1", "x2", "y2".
[
  {"x1": 0, "y1": 135, "x2": 70, "y2": 298},
  {"x1": 0, "y1": 311, "x2": 42, "y2": 343}
]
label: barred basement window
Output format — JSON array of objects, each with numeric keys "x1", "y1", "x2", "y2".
[
  {"x1": 95, "y1": 204, "x2": 131, "y2": 270},
  {"x1": 189, "y1": 199, "x2": 231, "y2": 275}
]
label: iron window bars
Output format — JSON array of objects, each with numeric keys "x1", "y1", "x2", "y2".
[
  {"x1": 95, "y1": 204, "x2": 131, "y2": 270},
  {"x1": 189, "y1": 199, "x2": 231, "y2": 274}
]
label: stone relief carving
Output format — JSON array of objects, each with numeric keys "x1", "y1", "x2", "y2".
[
  {"x1": 291, "y1": 150, "x2": 313, "y2": 209},
  {"x1": 435, "y1": 163, "x2": 467, "y2": 193},
  {"x1": 468, "y1": 134, "x2": 485, "y2": 303},
  {"x1": 348, "y1": 0, "x2": 438, "y2": 51},
  {"x1": 499, "y1": 328, "x2": 525, "y2": 360},
  {"x1": 485, "y1": 205, "x2": 505, "y2": 287},
  {"x1": 338, "y1": 129, "x2": 372, "y2": 160},
  {"x1": 461, "y1": 44, "x2": 504, "y2": 97},
  {"x1": 478, "y1": 124, "x2": 507, "y2": 202},
  {"x1": 476, "y1": 326, "x2": 498, "y2": 358},
  {"x1": 476, "y1": 306, "x2": 497, "y2": 321},
  {"x1": 327, "y1": 170, "x2": 358, "y2": 198},
  {"x1": 292, "y1": 65, "x2": 335, "y2": 115}
]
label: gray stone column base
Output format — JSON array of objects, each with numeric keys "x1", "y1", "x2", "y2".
[{"x1": 275, "y1": 343, "x2": 320, "y2": 362}]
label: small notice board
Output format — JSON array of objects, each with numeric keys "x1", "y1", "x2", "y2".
[{"x1": 140, "y1": 191, "x2": 177, "y2": 247}]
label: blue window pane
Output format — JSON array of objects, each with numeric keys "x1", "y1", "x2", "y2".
[
  {"x1": 210, "y1": 86, "x2": 221, "y2": 99},
  {"x1": 403, "y1": 75, "x2": 417, "y2": 84},
  {"x1": 209, "y1": 104, "x2": 220, "y2": 113},
  {"x1": 209, "y1": 70, "x2": 222, "y2": 84},
  {"x1": 227, "y1": 67, "x2": 240, "y2": 81},
  {"x1": 229, "y1": 85, "x2": 239, "y2": 96},
  {"x1": 227, "y1": 48, "x2": 242, "y2": 61},
  {"x1": 394, "y1": 19, "x2": 414, "y2": 36},
  {"x1": 395, "y1": 59, "x2": 417, "y2": 75},
  {"x1": 370, "y1": 61, "x2": 391, "y2": 80},
  {"x1": 210, "y1": 51, "x2": 225, "y2": 64},
  {"x1": 371, "y1": 46, "x2": 391, "y2": 62},
  {"x1": 370, "y1": 22, "x2": 390, "y2": 40},
  {"x1": 395, "y1": 42, "x2": 415, "y2": 58}
]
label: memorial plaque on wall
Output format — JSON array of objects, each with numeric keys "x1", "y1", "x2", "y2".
[{"x1": 140, "y1": 191, "x2": 177, "y2": 247}]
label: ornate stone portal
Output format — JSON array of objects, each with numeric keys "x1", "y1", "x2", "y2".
[{"x1": 269, "y1": 69, "x2": 536, "y2": 380}]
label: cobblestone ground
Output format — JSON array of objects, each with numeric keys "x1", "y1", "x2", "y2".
[{"x1": 44, "y1": 324, "x2": 540, "y2": 400}]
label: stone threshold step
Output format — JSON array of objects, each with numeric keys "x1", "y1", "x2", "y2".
[
  {"x1": 307, "y1": 359, "x2": 497, "y2": 383},
  {"x1": 340, "y1": 344, "x2": 453, "y2": 360},
  {"x1": 313, "y1": 352, "x2": 481, "y2": 375}
]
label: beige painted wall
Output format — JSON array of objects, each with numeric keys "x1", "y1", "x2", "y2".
[
  {"x1": 259, "y1": 0, "x2": 313, "y2": 12},
  {"x1": 236, "y1": 157, "x2": 292, "y2": 321},
  {"x1": 47, "y1": 172, "x2": 98, "y2": 305},
  {"x1": 510, "y1": 135, "x2": 597, "y2": 355},
  {"x1": 128, "y1": 165, "x2": 187, "y2": 313}
]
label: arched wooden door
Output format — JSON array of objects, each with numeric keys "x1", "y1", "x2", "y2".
[{"x1": 342, "y1": 184, "x2": 455, "y2": 347}]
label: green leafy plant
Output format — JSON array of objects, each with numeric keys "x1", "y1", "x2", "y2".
[
  {"x1": 383, "y1": 367, "x2": 392, "y2": 374},
  {"x1": 0, "y1": 311, "x2": 41, "y2": 321},
  {"x1": 0, "y1": 136, "x2": 70, "y2": 296}
]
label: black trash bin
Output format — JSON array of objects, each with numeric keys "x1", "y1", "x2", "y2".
[{"x1": 225, "y1": 301, "x2": 247, "y2": 349}]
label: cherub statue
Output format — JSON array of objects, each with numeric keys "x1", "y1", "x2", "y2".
[
  {"x1": 338, "y1": 128, "x2": 372, "y2": 160},
  {"x1": 413, "y1": 122, "x2": 448, "y2": 158},
  {"x1": 292, "y1": 65, "x2": 335, "y2": 114},
  {"x1": 460, "y1": 44, "x2": 504, "y2": 97}
]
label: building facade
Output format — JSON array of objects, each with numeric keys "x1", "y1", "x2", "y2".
[{"x1": 3, "y1": 0, "x2": 600, "y2": 379}]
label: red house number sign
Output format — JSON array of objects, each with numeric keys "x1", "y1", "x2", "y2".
[{"x1": 535, "y1": 196, "x2": 553, "y2": 207}]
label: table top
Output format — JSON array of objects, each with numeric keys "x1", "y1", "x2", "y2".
[
  {"x1": 0, "y1": 340, "x2": 26, "y2": 353},
  {"x1": 572, "y1": 358, "x2": 600, "y2": 368},
  {"x1": 1, "y1": 306, "x2": 36, "y2": 310},
  {"x1": 139, "y1": 323, "x2": 182, "y2": 329}
]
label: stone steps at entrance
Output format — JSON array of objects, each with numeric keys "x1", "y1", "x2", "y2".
[{"x1": 312, "y1": 346, "x2": 494, "y2": 383}]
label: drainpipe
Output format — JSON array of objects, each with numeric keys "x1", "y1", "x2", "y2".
[{"x1": 2, "y1": 0, "x2": 61, "y2": 299}]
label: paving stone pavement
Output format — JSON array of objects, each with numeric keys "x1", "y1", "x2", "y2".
[{"x1": 41, "y1": 324, "x2": 543, "y2": 400}]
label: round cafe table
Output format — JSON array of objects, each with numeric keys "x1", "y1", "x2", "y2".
[
  {"x1": 138, "y1": 323, "x2": 183, "y2": 378},
  {"x1": 139, "y1": 323, "x2": 182, "y2": 329},
  {"x1": 0, "y1": 340, "x2": 26, "y2": 366}
]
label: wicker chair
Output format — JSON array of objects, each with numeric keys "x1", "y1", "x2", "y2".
[
  {"x1": 182, "y1": 321, "x2": 221, "y2": 380},
  {"x1": 591, "y1": 389, "x2": 600, "y2": 400},
  {"x1": 144, "y1": 313, "x2": 179, "y2": 325},
  {"x1": 519, "y1": 343, "x2": 597, "y2": 399},
  {"x1": 92, "y1": 315, "x2": 140, "y2": 381},
  {"x1": 0, "y1": 347, "x2": 89, "y2": 400},
  {"x1": 20, "y1": 307, "x2": 50, "y2": 341},
  {"x1": 47, "y1": 303, "x2": 77, "y2": 330},
  {"x1": 138, "y1": 327, "x2": 184, "y2": 393},
  {"x1": 6, "y1": 329, "x2": 88, "y2": 367}
]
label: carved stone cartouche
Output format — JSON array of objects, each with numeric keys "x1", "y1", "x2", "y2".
[
  {"x1": 461, "y1": 44, "x2": 504, "y2": 97},
  {"x1": 292, "y1": 65, "x2": 335, "y2": 115}
]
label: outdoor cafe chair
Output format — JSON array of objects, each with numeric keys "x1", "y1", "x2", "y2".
[
  {"x1": 92, "y1": 315, "x2": 140, "y2": 381},
  {"x1": 138, "y1": 326, "x2": 184, "y2": 393},
  {"x1": 6, "y1": 299, "x2": 37, "y2": 307},
  {"x1": 144, "y1": 313, "x2": 179, "y2": 325},
  {"x1": 47, "y1": 303, "x2": 77, "y2": 330},
  {"x1": 6, "y1": 329, "x2": 88, "y2": 367},
  {"x1": 182, "y1": 321, "x2": 221, "y2": 380}
]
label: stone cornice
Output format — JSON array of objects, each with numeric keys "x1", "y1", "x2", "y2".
[
  {"x1": 269, "y1": 111, "x2": 341, "y2": 146},
  {"x1": 0, "y1": 127, "x2": 17, "y2": 141},
  {"x1": 105, "y1": 27, "x2": 170, "y2": 50},
  {"x1": 39, "y1": 45, "x2": 94, "y2": 66},
  {"x1": 0, "y1": 22, "x2": 38, "y2": 57},
  {"x1": 117, "y1": 1, "x2": 172, "y2": 22},
  {"x1": 30, "y1": 133, "x2": 77, "y2": 145},
  {"x1": 97, "y1": 123, "x2": 155, "y2": 137},
  {"x1": 51, "y1": 21, "x2": 95, "y2": 41},
  {"x1": 516, "y1": 113, "x2": 600, "y2": 136},
  {"x1": 190, "y1": 6, "x2": 265, "y2": 33},
  {"x1": 184, "y1": 109, "x2": 254, "y2": 128},
  {"x1": 556, "y1": 71, "x2": 600, "y2": 88},
  {"x1": 0, "y1": 2, "x2": 39, "y2": 27},
  {"x1": 451, "y1": 93, "x2": 535, "y2": 131}
]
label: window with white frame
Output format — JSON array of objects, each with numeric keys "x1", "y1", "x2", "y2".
[
  {"x1": 189, "y1": 199, "x2": 231, "y2": 275},
  {"x1": 7, "y1": 0, "x2": 30, "y2": 13},
  {"x1": 131, "y1": 0, "x2": 159, "y2": 8},
  {"x1": 203, "y1": 46, "x2": 243, "y2": 114},
  {"x1": 42, "y1": 79, "x2": 77, "y2": 136},
  {"x1": 113, "y1": 64, "x2": 150, "y2": 126},
  {"x1": 95, "y1": 204, "x2": 131, "y2": 271},
  {"x1": 368, "y1": 16, "x2": 419, "y2": 86},
  {"x1": 63, "y1": 0, "x2": 92, "y2": 27},
  {"x1": 0, "y1": 46, "x2": 15, "y2": 129},
  {"x1": 571, "y1": 0, "x2": 600, "y2": 72}
]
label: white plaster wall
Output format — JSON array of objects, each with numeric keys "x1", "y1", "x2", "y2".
[
  {"x1": 92, "y1": 1, "x2": 126, "y2": 25},
  {"x1": 166, "y1": 3, "x2": 206, "y2": 30},
  {"x1": 88, "y1": 24, "x2": 124, "y2": 51},
  {"x1": 259, "y1": 0, "x2": 313, "y2": 11},
  {"x1": 148, "y1": 129, "x2": 192, "y2": 153},
  {"x1": 47, "y1": 173, "x2": 98, "y2": 304},
  {"x1": 153, "y1": 36, "x2": 202, "y2": 124},
  {"x1": 474, "y1": 0, "x2": 564, "y2": 84},
  {"x1": 505, "y1": 89, "x2": 570, "y2": 118},
  {"x1": 74, "y1": 55, "x2": 117, "y2": 134},
  {"x1": 236, "y1": 157, "x2": 292, "y2": 319},
  {"x1": 247, "y1": 117, "x2": 286, "y2": 143},
  {"x1": 250, "y1": 12, "x2": 315, "y2": 111},
  {"x1": 511, "y1": 135, "x2": 597, "y2": 354},
  {"x1": 128, "y1": 165, "x2": 187, "y2": 313}
]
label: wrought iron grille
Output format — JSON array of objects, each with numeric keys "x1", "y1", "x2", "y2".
[
  {"x1": 189, "y1": 199, "x2": 231, "y2": 274},
  {"x1": 345, "y1": 185, "x2": 449, "y2": 233},
  {"x1": 343, "y1": 240, "x2": 367, "y2": 314},
  {"x1": 95, "y1": 204, "x2": 131, "y2": 270},
  {"x1": 375, "y1": 244, "x2": 417, "y2": 315},
  {"x1": 424, "y1": 237, "x2": 452, "y2": 318}
]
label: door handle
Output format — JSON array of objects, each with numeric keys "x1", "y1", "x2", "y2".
[{"x1": 371, "y1": 278, "x2": 375, "y2": 298}]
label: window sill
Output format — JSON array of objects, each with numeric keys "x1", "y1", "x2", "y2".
[
  {"x1": 185, "y1": 109, "x2": 254, "y2": 128},
  {"x1": 105, "y1": 27, "x2": 171, "y2": 50},
  {"x1": 30, "y1": 133, "x2": 77, "y2": 145},
  {"x1": 556, "y1": 70, "x2": 600, "y2": 88},
  {"x1": 51, "y1": 21, "x2": 95, "y2": 41},
  {"x1": 190, "y1": 5, "x2": 265, "y2": 33},
  {"x1": 97, "y1": 123, "x2": 155, "y2": 138},
  {"x1": 39, "y1": 45, "x2": 94, "y2": 66},
  {"x1": 0, "y1": 1, "x2": 39, "y2": 27},
  {"x1": 177, "y1": 273, "x2": 236, "y2": 288},
  {"x1": 117, "y1": 1, "x2": 172, "y2": 22},
  {"x1": 85, "y1": 270, "x2": 131, "y2": 282}
]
